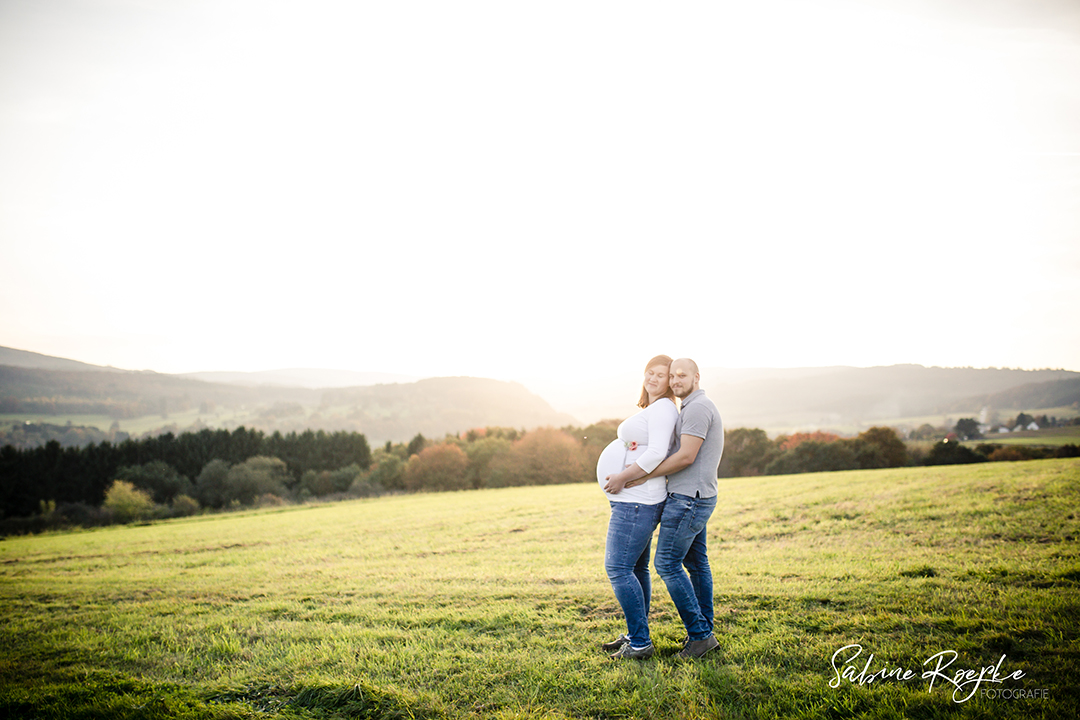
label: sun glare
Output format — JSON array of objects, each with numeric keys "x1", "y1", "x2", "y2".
[{"x1": 0, "y1": 0, "x2": 1076, "y2": 374}]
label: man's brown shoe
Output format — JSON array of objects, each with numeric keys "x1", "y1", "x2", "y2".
[{"x1": 677, "y1": 635, "x2": 719, "y2": 659}]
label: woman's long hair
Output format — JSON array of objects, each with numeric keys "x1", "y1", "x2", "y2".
[{"x1": 638, "y1": 354, "x2": 675, "y2": 408}]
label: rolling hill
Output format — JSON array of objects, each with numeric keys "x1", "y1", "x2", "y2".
[
  {"x1": 525, "y1": 364, "x2": 1080, "y2": 429},
  {"x1": 0, "y1": 347, "x2": 576, "y2": 445},
  {"x1": 3, "y1": 346, "x2": 1078, "y2": 445}
]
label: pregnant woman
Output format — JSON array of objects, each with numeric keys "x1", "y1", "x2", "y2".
[{"x1": 595, "y1": 354, "x2": 678, "y2": 660}]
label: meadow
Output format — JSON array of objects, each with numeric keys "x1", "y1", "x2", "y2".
[
  {"x1": 1, "y1": 459, "x2": 1078, "y2": 719},
  {"x1": 0, "y1": 408, "x2": 248, "y2": 437},
  {"x1": 971, "y1": 426, "x2": 1080, "y2": 448}
]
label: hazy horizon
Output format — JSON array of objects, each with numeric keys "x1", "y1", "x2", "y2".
[
  {"x1": 4, "y1": 342, "x2": 1077, "y2": 383},
  {"x1": 4, "y1": 343, "x2": 1077, "y2": 433},
  {"x1": 2, "y1": 0, "x2": 1077, "y2": 381}
]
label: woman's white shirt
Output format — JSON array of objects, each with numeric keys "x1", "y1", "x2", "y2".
[{"x1": 595, "y1": 397, "x2": 678, "y2": 504}]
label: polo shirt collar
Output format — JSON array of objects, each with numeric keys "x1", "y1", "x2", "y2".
[{"x1": 680, "y1": 388, "x2": 705, "y2": 407}]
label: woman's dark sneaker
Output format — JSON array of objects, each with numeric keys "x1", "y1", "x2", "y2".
[
  {"x1": 611, "y1": 642, "x2": 654, "y2": 660},
  {"x1": 601, "y1": 634, "x2": 630, "y2": 652}
]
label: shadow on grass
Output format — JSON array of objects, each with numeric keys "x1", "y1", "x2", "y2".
[
  {"x1": 0, "y1": 667, "x2": 431, "y2": 720},
  {"x1": 230, "y1": 681, "x2": 431, "y2": 719}
]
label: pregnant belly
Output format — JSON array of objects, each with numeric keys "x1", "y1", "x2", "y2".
[{"x1": 596, "y1": 439, "x2": 627, "y2": 490}]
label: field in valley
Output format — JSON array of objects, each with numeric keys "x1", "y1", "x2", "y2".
[
  {"x1": 1, "y1": 460, "x2": 1078, "y2": 719},
  {"x1": 970, "y1": 426, "x2": 1080, "y2": 448}
]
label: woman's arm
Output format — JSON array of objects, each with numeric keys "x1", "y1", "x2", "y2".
[{"x1": 603, "y1": 400, "x2": 677, "y2": 493}]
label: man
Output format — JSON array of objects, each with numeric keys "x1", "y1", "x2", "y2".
[{"x1": 605, "y1": 358, "x2": 724, "y2": 658}]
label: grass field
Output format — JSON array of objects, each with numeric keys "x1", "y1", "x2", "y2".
[
  {"x1": 1, "y1": 460, "x2": 1078, "y2": 719},
  {"x1": 0, "y1": 408, "x2": 250, "y2": 437},
  {"x1": 970, "y1": 426, "x2": 1080, "y2": 448},
  {"x1": 756, "y1": 407, "x2": 1080, "y2": 440}
]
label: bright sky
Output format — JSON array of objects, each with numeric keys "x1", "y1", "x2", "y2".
[{"x1": 1, "y1": 0, "x2": 1078, "y2": 383}]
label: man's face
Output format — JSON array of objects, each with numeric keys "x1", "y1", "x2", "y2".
[{"x1": 669, "y1": 361, "x2": 698, "y2": 399}]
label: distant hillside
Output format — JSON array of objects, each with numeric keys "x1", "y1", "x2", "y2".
[
  {"x1": 0, "y1": 365, "x2": 313, "y2": 417},
  {"x1": 944, "y1": 377, "x2": 1080, "y2": 414},
  {"x1": 319, "y1": 378, "x2": 578, "y2": 442},
  {"x1": 0, "y1": 363, "x2": 576, "y2": 445},
  {"x1": 179, "y1": 368, "x2": 419, "y2": 388},
  {"x1": 0, "y1": 346, "x2": 122, "y2": 373},
  {"x1": 4, "y1": 346, "x2": 1078, "y2": 443},
  {"x1": 703, "y1": 365, "x2": 1080, "y2": 429},
  {"x1": 528, "y1": 364, "x2": 1080, "y2": 429}
]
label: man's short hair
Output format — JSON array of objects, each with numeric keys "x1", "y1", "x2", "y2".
[{"x1": 675, "y1": 358, "x2": 699, "y2": 376}]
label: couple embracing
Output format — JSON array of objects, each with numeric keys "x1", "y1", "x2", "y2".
[{"x1": 595, "y1": 355, "x2": 724, "y2": 660}]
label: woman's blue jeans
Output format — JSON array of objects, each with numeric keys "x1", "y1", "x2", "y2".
[
  {"x1": 605, "y1": 500, "x2": 665, "y2": 648},
  {"x1": 655, "y1": 492, "x2": 717, "y2": 642}
]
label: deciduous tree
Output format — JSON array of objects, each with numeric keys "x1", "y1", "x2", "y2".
[
  {"x1": 403, "y1": 444, "x2": 471, "y2": 492},
  {"x1": 484, "y1": 428, "x2": 590, "y2": 488},
  {"x1": 953, "y1": 418, "x2": 982, "y2": 440},
  {"x1": 103, "y1": 480, "x2": 156, "y2": 522}
]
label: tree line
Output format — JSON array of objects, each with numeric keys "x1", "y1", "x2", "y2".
[
  {"x1": 3, "y1": 421, "x2": 1078, "y2": 535},
  {"x1": 719, "y1": 425, "x2": 1079, "y2": 477},
  {"x1": 0, "y1": 427, "x2": 371, "y2": 520}
]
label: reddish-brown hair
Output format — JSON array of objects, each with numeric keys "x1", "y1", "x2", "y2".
[{"x1": 638, "y1": 355, "x2": 675, "y2": 408}]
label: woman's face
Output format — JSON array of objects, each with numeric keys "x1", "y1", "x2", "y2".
[{"x1": 643, "y1": 363, "x2": 671, "y2": 399}]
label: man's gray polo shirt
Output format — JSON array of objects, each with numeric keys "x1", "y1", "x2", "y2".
[{"x1": 666, "y1": 389, "x2": 724, "y2": 498}]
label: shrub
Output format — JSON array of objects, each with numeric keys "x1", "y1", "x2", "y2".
[
  {"x1": 484, "y1": 428, "x2": 591, "y2": 488},
  {"x1": 348, "y1": 473, "x2": 383, "y2": 498},
  {"x1": 103, "y1": 480, "x2": 157, "y2": 523},
  {"x1": 116, "y1": 461, "x2": 192, "y2": 504},
  {"x1": 404, "y1": 444, "x2": 471, "y2": 492},
  {"x1": 988, "y1": 447, "x2": 1030, "y2": 462},
  {"x1": 986, "y1": 446, "x2": 1052, "y2": 462},
  {"x1": 170, "y1": 494, "x2": 200, "y2": 517},
  {"x1": 194, "y1": 457, "x2": 290, "y2": 507},
  {"x1": 327, "y1": 464, "x2": 363, "y2": 493},
  {"x1": 719, "y1": 428, "x2": 778, "y2": 478},
  {"x1": 777, "y1": 431, "x2": 840, "y2": 452},
  {"x1": 464, "y1": 437, "x2": 513, "y2": 489},
  {"x1": 195, "y1": 459, "x2": 232, "y2": 508},
  {"x1": 367, "y1": 455, "x2": 406, "y2": 492},
  {"x1": 765, "y1": 441, "x2": 859, "y2": 475},
  {"x1": 225, "y1": 456, "x2": 290, "y2": 505},
  {"x1": 56, "y1": 502, "x2": 110, "y2": 528},
  {"x1": 577, "y1": 420, "x2": 619, "y2": 469},
  {"x1": 855, "y1": 427, "x2": 909, "y2": 468},
  {"x1": 255, "y1": 493, "x2": 287, "y2": 507},
  {"x1": 299, "y1": 470, "x2": 335, "y2": 497},
  {"x1": 925, "y1": 440, "x2": 987, "y2": 466}
]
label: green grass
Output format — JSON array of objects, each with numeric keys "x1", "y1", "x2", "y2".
[
  {"x1": 2, "y1": 460, "x2": 1078, "y2": 719},
  {"x1": 0, "y1": 408, "x2": 254, "y2": 437},
  {"x1": 971, "y1": 426, "x2": 1080, "y2": 447},
  {"x1": 776, "y1": 407, "x2": 1080, "y2": 439}
]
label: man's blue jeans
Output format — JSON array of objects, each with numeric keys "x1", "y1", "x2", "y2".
[
  {"x1": 605, "y1": 500, "x2": 665, "y2": 648},
  {"x1": 655, "y1": 492, "x2": 717, "y2": 642}
]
